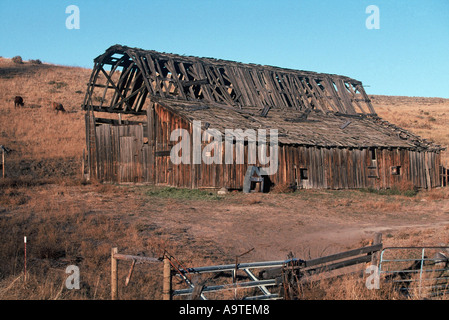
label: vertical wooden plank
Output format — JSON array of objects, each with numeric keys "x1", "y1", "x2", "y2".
[
  {"x1": 282, "y1": 146, "x2": 287, "y2": 187},
  {"x1": 324, "y1": 148, "x2": 330, "y2": 189},
  {"x1": 370, "y1": 233, "x2": 383, "y2": 266},
  {"x1": 163, "y1": 254, "x2": 172, "y2": 300},
  {"x1": 103, "y1": 125, "x2": 110, "y2": 182},
  {"x1": 112, "y1": 125, "x2": 120, "y2": 182},
  {"x1": 342, "y1": 148, "x2": 347, "y2": 189},
  {"x1": 111, "y1": 247, "x2": 118, "y2": 300},
  {"x1": 425, "y1": 151, "x2": 431, "y2": 189},
  {"x1": 363, "y1": 148, "x2": 368, "y2": 188},
  {"x1": 293, "y1": 146, "x2": 299, "y2": 188},
  {"x1": 413, "y1": 151, "x2": 418, "y2": 188},
  {"x1": 381, "y1": 149, "x2": 387, "y2": 189},
  {"x1": 322, "y1": 147, "x2": 328, "y2": 189},
  {"x1": 312, "y1": 147, "x2": 317, "y2": 188},
  {"x1": 135, "y1": 126, "x2": 144, "y2": 182},
  {"x1": 329, "y1": 148, "x2": 335, "y2": 189},
  {"x1": 119, "y1": 136, "x2": 133, "y2": 182},
  {"x1": 354, "y1": 149, "x2": 360, "y2": 189},
  {"x1": 305, "y1": 147, "x2": 311, "y2": 189},
  {"x1": 191, "y1": 121, "x2": 200, "y2": 189},
  {"x1": 147, "y1": 106, "x2": 156, "y2": 184},
  {"x1": 345, "y1": 149, "x2": 352, "y2": 189}
]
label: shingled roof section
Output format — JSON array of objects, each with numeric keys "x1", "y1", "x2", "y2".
[{"x1": 154, "y1": 98, "x2": 443, "y2": 152}]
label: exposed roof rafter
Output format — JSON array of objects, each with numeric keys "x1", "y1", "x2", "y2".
[{"x1": 82, "y1": 44, "x2": 376, "y2": 117}]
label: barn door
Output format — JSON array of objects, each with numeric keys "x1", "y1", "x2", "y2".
[
  {"x1": 119, "y1": 137, "x2": 134, "y2": 182},
  {"x1": 118, "y1": 126, "x2": 145, "y2": 183}
]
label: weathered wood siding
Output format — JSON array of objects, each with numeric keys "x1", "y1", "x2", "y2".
[
  {"x1": 87, "y1": 107, "x2": 441, "y2": 190},
  {"x1": 90, "y1": 123, "x2": 148, "y2": 183},
  {"x1": 271, "y1": 146, "x2": 440, "y2": 190}
]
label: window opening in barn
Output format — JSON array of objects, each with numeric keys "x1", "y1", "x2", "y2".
[
  {"x1": 300, "y1": 168, "x2": 308, "y2": 180},
  {"x1": 370, "y1": 148, "x2": 377, "y2": 161},
  {"x1": 391, "y1": 166, "x2": 401, "y2": 175},
  {"x1": 368, "y1": 148, "x2": 379, "y2": 178}
]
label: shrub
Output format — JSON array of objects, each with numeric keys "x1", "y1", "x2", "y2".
[
  {"x1": 271, "y1": 182, "x2": 295, "y2": 193},
  {"x1": 29, "y1": 59, "x2": 42, "y2": 65},
  {"x1": 12, "y1": 56, "x2": 23, "y2": 64},
  {"x1": 48, "y1": 80, "x2": 68, "y2": 89}
]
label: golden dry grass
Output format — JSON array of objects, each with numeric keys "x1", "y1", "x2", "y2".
[
  {"x1": 371, "y1": 95, "x2": 449, "y2": 165},
  {"x1": 0, "y1": 58, "x2": 89, "y2": 179}
]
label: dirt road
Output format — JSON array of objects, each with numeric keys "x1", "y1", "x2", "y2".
[{"x1": 7, "y1": 183, "x2": 449, "y2": 265}]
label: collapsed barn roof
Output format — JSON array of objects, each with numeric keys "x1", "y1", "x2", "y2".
[{"x1": 82, "y1": 44, "x2": 443, "y2": 152}]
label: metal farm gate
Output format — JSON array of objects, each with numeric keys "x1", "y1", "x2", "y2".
[
  {"x1": 379, "y1": 246, "x2": 449, "y2": 298},
  {"x1": 167, "y1": 240, "x2": 383, "y2": 300},
  {"x1": 109, "y1": 237, "x2": 449, "y2": 300}
]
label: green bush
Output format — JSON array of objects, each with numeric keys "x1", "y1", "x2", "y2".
[{"x1": 30, "y1": 59, "x2": 42, "y2": 65}]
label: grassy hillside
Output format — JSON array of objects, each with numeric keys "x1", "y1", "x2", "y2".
[
  {"x1": 0, "y1": 58, "x2": 91, "y2": 179},
  {"x1": 372, "y1": 95, "x2": 449, "y2": 166}
]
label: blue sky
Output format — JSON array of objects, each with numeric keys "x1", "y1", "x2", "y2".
[{"x1": 1, "y1": 0, "x2": 448, "y2": 98}]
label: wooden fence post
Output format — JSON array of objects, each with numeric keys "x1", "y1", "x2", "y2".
[
  {"x1": 163, "y1": 254, "x2": 172, "y2": 300},
  {"x1": 81, "y1": 149, "x2": 85, "y2": 179},
  {"x1": 2, "y1": 149, "x2": 5, "y2": 179},
  {"x1": 111, "y1": 247, "x2": 118, "y2": 300},
  {"x1": 371, "y1": 233, "x2": 382, "y2": 266}
]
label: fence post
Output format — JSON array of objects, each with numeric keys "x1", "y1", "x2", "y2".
[
  {"x1": 2, "y1": 149, "x2": 5, "y2": 179},
  {"x1": 111, "y1": 247, "x2": 118, "y2": 300},
  {"x1": 81, "y1": 149, "x2": 85, "y2": 179},
  {"x1": 163, "y1": 254, "x2": 172, "y2": 300},
  {"x1": 371, "y1": 233, "x2": 382, "y2": 266}
]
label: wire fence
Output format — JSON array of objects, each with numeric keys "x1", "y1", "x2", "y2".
[{"x1": 379, "y1": 246, "x2": 449, "y2": 298}]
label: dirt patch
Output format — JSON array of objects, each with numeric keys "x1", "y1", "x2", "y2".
[{"x1": 7, "y1": 184, "x2": 449, "y2": 261}]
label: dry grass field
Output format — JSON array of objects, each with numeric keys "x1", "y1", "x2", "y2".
[
  {"x1": 373, "y1": 95, "x2": 449, "y2": 166},
  {"x1": 1, "y1": 57, "x2": 449, "y2": 300}
]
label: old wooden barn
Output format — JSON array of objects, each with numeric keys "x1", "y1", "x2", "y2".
[{"x1": 82, "y1": 44, "x2": 445, "y2": 191}]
